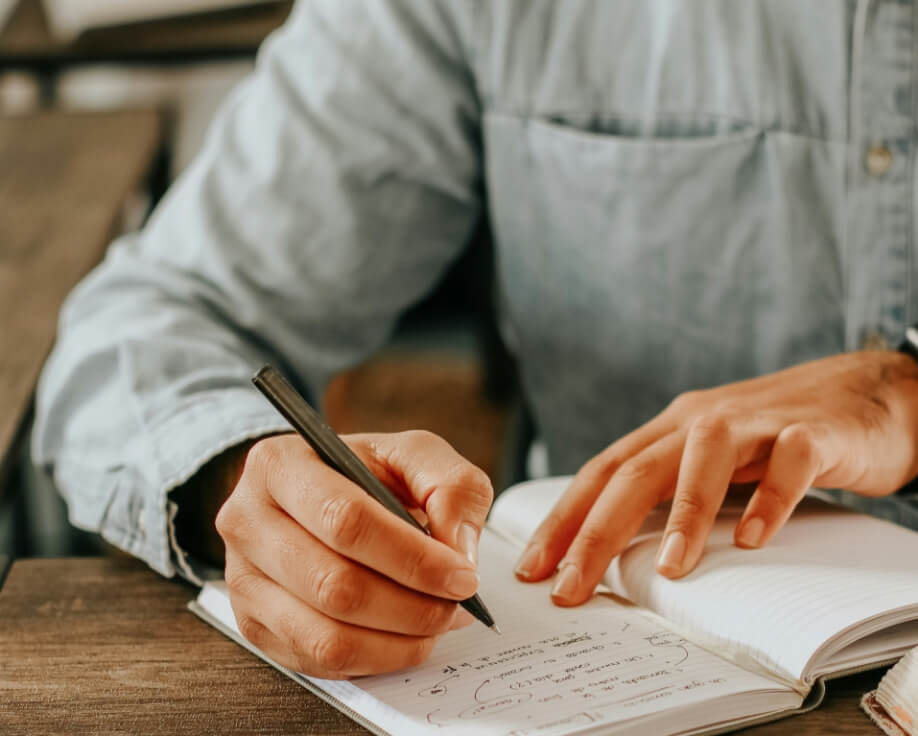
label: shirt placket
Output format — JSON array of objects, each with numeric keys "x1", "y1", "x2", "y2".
[{"x1": 846, "y1": 0, "x2": 915, "y2": 351}]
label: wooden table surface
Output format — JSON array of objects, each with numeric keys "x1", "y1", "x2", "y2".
[
  {"x1": 0, "y1": 0, "x2": 293, "y2": 70},
  {"x1": 0, "y1": 557, "x2": 888, "y2": 735},
  {"x1": 0, "y1": 108, "x2": 162, "y2": 489}
]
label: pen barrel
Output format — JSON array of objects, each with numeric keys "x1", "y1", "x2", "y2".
[{"x1": 461, "y1": 593, "x2": 495, "y2": 629}]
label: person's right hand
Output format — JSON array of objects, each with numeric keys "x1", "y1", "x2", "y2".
[{"x1": 215, "y1": 431, "x2": 493, "y2": 679}]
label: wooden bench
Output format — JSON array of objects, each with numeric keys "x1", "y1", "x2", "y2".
[
  {"x1": 0, "y1": 108, "x2": 162, "y2": 493},
  {"x1": 0, "y1": 0, "x2": 293, "y2": 73}
]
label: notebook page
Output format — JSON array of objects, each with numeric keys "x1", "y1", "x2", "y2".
[
  {"x1": 489, "y1": 479, "x2": 918, "y2": 686},
  {"x1": 198, "y1": 530, "x2": 795, "y2": 736},
  {"x1": 614, "y1": 500, "x2": 918, "y2": 684}
]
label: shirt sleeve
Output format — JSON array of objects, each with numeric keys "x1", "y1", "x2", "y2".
[{"x1": 31, "y1": 0, "x2": 483, "y2": 578}]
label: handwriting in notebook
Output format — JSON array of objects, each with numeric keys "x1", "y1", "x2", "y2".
[{"x1": 360, "y1": 605, "x2": 772, "y2": 735}]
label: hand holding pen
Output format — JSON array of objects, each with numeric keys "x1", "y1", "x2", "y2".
[{"x1": 215, "y1": 366, "x2": 496, "y2": 678}]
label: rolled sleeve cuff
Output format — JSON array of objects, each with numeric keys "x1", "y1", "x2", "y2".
[{"x1": 56, "y1": 388, "x2": 291, "y2": 580}]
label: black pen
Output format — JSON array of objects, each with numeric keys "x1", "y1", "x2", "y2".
[{"x1": 252, "y1": 365, "x2": 501, "y2": 635}]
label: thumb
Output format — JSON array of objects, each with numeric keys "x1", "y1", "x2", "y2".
[{"x1": 368, "y1": 430, "x2": 494, "y2": 567}]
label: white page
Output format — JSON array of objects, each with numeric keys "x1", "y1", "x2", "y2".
[
  {"x1": 199, "y1": 531, "x2": 795, "y2": 736},
  {"x1": 490, "y1": 478, "x2": 918, "y2": 685}
]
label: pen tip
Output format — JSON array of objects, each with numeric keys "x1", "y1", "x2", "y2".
[{"x1": 490, "y1": 624, "x2": 502, "y2": 635}]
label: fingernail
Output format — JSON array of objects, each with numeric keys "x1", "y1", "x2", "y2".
[
  {"x1": 551, "y1": 563, "x2": 581, "y2": 603},
  {"x1": 515, "y1": 544, "x2": 543, "y2": 580},
  {"x1": 445, "y1": 567, "x2": 479, "y2": 598},
  {"x1": 657, "y1": 531, "x2": 686, "y2": 574},
  {"x1": 458, "y1": 522, "x2": 479, "y2": 567},
  {"x1": 736, "y1": 517, "x2": 765, "y2": 548}
]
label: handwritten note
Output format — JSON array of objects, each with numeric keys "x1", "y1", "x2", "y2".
[{"x1": 342, "y1": 532, "x2": 794, "y2": 735}]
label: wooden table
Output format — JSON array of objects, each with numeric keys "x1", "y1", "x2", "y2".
[
  {"x1": 0, "y1": 108, "x2": 162, "y2": 491},
  {"x1": 0, "y1": 0, "x2": 293, "y2": 72},
  {"x1": 0, "y1": 557, "x2": 888, "y2": 735}
]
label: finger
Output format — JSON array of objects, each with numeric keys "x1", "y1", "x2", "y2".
[
  {"x1": 734, "y1": 422, "x2": 829, "y2": 549},
  {"x1": 225, "y1": 553, "x2": 438, "y2": 678},
  {"x1": 230, "y1": 501, "x2": 460, "y2": 636},
  {"x1": 549, "y1": 432, "x2": 686, "y2": 606},
  {"x1": 515, "y1": 413, "x2": 676, "y2": 582},
  {"x1": 657, "y1": 412, "x2": 780, "y2": 578},
  {"x1": 360, "y1": 430, "x2": 494, "y2": 567},
  {"x1": 730, "y1": 459, "x2": 768, "y2": 484},
  {"x1": 244, "y1": 437, "x2": 479, "y2": 601}
]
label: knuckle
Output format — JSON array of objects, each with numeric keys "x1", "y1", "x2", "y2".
[
  {"x1": 236, "y1": 614, "x2": 268, "y2": 648},
  {"x1": 224, "y1": 566, "x2": 262, "y2": 601},
  {"x1": 309, "y1": 628, "x2": 357, "y2": 674},
  {"x1": 319, "y1": 495, "x2": 368, "y2": 549},
  {"x1": 581, "y1": 449, "x2": 620, "y2": 482},
  {"x1": 414, "y1": 601, "x2": 456, "y2": 636},
  {"x1": 616, "y1": 455, "x2": 657, "y2": 483},
  {"x1": 777, "y1": 423, "x2": 816, "y2": 460},
  {"x1": 405, "y1": 636, "x2": 437, "y2": 668},
  {"x1": 755, "y1": 481, "x2": 794, "y2": 505},
  {"x1": 573, "y1": 527, "x2": 609, "y2": 559},
  {"x1": 670, "y1": 492, "x2": 708, "y2": 522},
  {"x1": 313, "y1": 565, "x2": 364, "y2": 618},
  {"x1": 214, "y1": 499, "x2": 238, "y2": 540},
  {"x1": 245, "y1": 438, "x2": 280, "y2": 480},
  {"x1": 436, "y1": 461, "x2": 494, "y2": 512},
  {"x1": 669, "y1": 390, "x2": 703, "y2": 413},
  {"x1": 688, "y1": 413, "x2": 732, "y2": 446},
  {"x1": 399, "y1": 429, "x2": 443, "y2": 453},
  {"x1": 401, "y1": 542, "x2": 433, "y2": 589},
  {"x1": 461, "y1": 465, "x2": 494, "y2": 507}
]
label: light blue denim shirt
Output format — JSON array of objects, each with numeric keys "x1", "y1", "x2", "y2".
[{"x1": 33, "y1": 0, "x2": 918, "y2": 577}]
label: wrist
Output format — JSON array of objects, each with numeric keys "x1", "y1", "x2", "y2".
[{"x1": 169, "y1": 435, "x2": 276, "y2": 567}]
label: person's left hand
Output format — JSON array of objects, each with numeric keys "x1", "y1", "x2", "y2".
[{"x1": 514, "y1": 350, "x2": 918, "y2": 604}]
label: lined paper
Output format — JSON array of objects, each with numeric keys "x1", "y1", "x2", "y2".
[{"x1": 615, "y1": 501, "x2": 918, "y2": 683}]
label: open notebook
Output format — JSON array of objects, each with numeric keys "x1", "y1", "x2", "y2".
[{"x1": 191, "y1": 477, "x2": 918, "y2": 735}]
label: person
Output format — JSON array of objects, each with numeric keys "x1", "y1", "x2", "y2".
[{"x1": 33, "y1": 0, "x2": 918, "y2": 679}]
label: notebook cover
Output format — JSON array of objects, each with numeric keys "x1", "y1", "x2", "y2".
[{"x1": 863, "y1": 690, "x2": 910, "y2": 736}]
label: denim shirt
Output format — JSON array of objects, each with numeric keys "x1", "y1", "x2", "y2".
[{"x1": 33, "y1": 0, "x2": 918, "y2": 578}]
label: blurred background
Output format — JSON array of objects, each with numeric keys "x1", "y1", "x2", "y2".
[{"x1": 0, "y1": 0, "x2": 524, "y2": 562}]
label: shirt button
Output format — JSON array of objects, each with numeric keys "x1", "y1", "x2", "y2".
[
  {"x1": 862, "y1": 330, "x2": 890, "y2": 351},
  {"x1": 865, "y1": 144, "x2": 893, "y2": 177}
]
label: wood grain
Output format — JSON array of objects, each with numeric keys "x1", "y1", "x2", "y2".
[
  {"x1": 0, "y1": 0, "x2": 293, "y2": 68},
  {"x1": 0, "y1": 558, "x2": 365, "y2": 736},
  {"x1": 0, "y1": 109, "x2": 161, "y2": 487},
  {"x1": 0, "y1": 557, "x2": 889, "y2": 735}
]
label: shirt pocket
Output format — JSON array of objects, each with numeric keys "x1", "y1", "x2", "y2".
[{"x1": 484, "y1": 112, "x2": 848, "y2": 466}]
